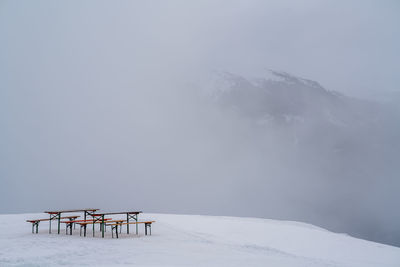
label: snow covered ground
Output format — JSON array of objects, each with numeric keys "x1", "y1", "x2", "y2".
[{"x1": 0, "y1": 213, "x2": 399, "y2": 267}]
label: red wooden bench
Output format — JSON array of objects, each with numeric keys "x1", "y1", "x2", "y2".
[
  {"x1": 106, "y1": 221, "x2": 155, "y2": 238},
  {"x1": 61, "y1": 219, "x2": 113, "y2": 235},
  {"x1": 27, "y1": 216, "x2": 80, "y2": 234}
]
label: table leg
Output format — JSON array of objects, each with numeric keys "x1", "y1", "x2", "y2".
[
  {"x1": 136, "y1": 216, "x2": 138, "y2": 235},
  {"x1": 126, "y1": 214, "x2": 129, "y2": 234},
  {"x1": 101, "y1": 215, "x2": 105, "y2": 238},
  {"x1": 57, "y1": 213, "x2": 61, "y2": 234}
]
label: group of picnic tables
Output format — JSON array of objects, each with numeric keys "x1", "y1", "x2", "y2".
[{"x1": 26, "y1": 209, "x2": 155, "y2": 239}]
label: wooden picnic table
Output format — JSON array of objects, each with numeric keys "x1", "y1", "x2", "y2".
[
  {"x1": 44, "y1": 209, "x2": 99, "y2": 234},
  {"x1": 89, "y1": 211, "x2": 142, "y2": 238}
]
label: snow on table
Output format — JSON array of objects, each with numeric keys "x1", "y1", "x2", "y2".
[{"x1": 0, "y1": 213, "x2": 399, "y2": 266}]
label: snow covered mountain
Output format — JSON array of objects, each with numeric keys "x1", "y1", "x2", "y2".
[
  {"x1": 206, "y1": 71, "x2": 381, "y2": 127},
  {"x1": 199, "y1": 71, "x2": 400, "y2": 247},
  {"x1": 1, "y1": 213, "x2": 399, "y2": 266}
]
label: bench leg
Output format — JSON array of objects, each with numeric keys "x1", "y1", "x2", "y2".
[
  {"x1": 57, "y1": 213, "x2": 61, "y2": 235},
  {"x1": 145, "y1": 223, "x2": 152, "y2": 236},
  {"x1": 126, "y1": 214, "x2": 129, "y2": 234},
  {"x1": 84, "y1": 225, "x2": 87, "y2": 237},
  {"x1": 65, "y1": 224, "x2": 69, "y2": 235},
  {"x1": 70, "y1": 223, "x2": 73, "y2": 235},
  {"x1": 111, "y1": 225, "x2": 119, "y2": 238},
  {"x1": 31, "y1": 222, "x2": 39, "y2": 234}
]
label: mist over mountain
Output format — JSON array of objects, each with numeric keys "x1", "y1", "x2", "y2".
[
  {"x1": 199, "y1": 71, "x2": 400, "y2": 246},
  {"x1": 1, "y1": 0, "x2": 399, "y2": 252}
]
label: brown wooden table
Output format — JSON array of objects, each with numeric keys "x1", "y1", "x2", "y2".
[
  {"x1": 89, "y1": 211, "x2": 142, "y2": 238},
  {"x1": 44, "y1": 209, "x2": 99, "y2": 234}
]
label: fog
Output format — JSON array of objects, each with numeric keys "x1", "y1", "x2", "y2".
[{"x1": 1, "y1": 1, "x2": 399, "y2": 246}]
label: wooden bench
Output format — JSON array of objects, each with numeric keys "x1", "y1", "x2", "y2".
[
  {"x1": 106, "y1": 221, "x2": 155, "y2": 238},
  {"x1": 74, "y1": 219, "x2": 115, "y2": 237},
  {"x1": 101, "y1": 220, "x2": 126, "y2": 238},
  {"x1": 27, "y1": 216, "x2": 80, "y2": 234},
  {"x1": 61, "y1": 219, "x2": 111, "y2": 235}
]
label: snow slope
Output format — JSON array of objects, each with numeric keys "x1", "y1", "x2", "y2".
[{"x1": 0, "y1": 213, "x2": 399, "y2": 266}]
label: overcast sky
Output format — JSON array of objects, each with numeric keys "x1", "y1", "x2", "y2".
[{"x1": 1, "y1": 0, "x2": 399, "y2": 97}]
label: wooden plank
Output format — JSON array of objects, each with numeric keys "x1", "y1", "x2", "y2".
[
  {"x1": 91, "y1": 211, "x2": 142, "y2": 216},
  {"x1": 103, "y1": 220, "x2": 125, "y2": 223},
  {"x1": 60, "y1": 218, "x2": 112, "y2": 224},
  {"x1": 26, "y1": 216, "x2": 80, "y2": 223},
  {"x1": 106, "y1": 221, "x2": 155, "y2": 226},
  {"x1": 44, "y1": 209, "x2": 98, "y2": 213},
  {"x1": 77, "y1": 221, "x2": 108, "y2": 225},
  {"x1": 76, "y1": 219, "x2": 124, "y2": 226}
]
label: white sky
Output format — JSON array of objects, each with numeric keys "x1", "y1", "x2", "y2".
[{"x1": 1, "y1": 0, "x2": 399, "y2": 97}]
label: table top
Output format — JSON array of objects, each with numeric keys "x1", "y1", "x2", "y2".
[
  {"x1": 91, "y1": 211, "x2": 142, "y2": 216},
  {"x1": 45, "y1": 209, "x2": 99, "y2": 214}
]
